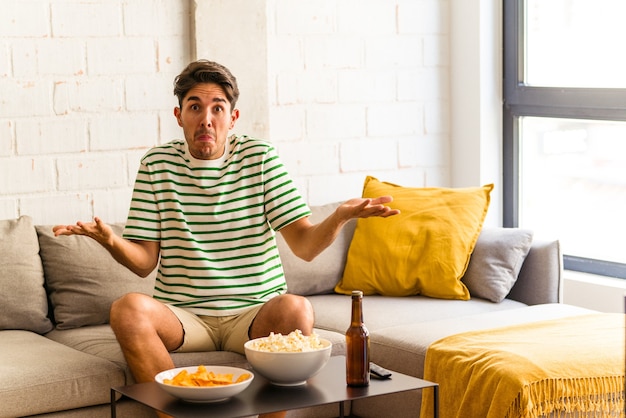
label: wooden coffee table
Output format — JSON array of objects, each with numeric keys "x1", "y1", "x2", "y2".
[{"x1": 111, "y1": 356, "x2": 438, "y2": 418}]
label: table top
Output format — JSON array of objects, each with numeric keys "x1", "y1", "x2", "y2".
[{"x1": 112, "y1": 356, "x2": 437, "y2": 418}]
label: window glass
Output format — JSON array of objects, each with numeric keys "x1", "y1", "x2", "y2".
[
  {"x1": 526, "y1": 0, "x2": 626, "y2": 88},
  {"x1": 519, "y1": 116, "x2": 626, "y2": 264}
]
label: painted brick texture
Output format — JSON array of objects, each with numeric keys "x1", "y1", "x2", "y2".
[
  {"x1": 0, "y1": 0, "x2": 191, "y2": 223},
  {"x1": 1, "y1": 0, "x2": 450, "y2": 224},
  {"x1": 265, "y1": 0, "x2": 451, "y2": 204}
]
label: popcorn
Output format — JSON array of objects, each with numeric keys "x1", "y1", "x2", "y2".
[{"x1": 248, "y1": 329, "x2": 325, "y2": 352}]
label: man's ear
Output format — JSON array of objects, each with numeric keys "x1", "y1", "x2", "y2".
[
  {"x1": 174, "y1": 107, "x2": 183, "y2": 127},
  {"x1": 230, "y1": 108, "x2": 240, "y2": 130}
]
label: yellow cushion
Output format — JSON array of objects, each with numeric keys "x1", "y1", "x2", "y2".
[{"x1": 335, "y1": 177, "x2": 493, "y2": 299}]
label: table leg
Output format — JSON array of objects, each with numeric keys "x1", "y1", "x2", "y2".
[
  {"x1": 338, "y1": 400, "x2": 345, "y2": 418},
  {"x1": 433, "y1": 385, "x2": 439, "y2": 418},
  {"x1": 110, "y1": 388, "x2": 117, "y2": 418}
]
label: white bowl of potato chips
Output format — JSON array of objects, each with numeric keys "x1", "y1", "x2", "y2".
[
  {"x1": 244, "y1": 330, "x2": 332, "y2": 386},
  {"x1": 155, "y1": 365, "x2": 253, "y2": 402}
]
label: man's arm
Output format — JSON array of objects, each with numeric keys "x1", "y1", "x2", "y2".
[
  {"x1": 279, "y1": 196, "x2": 400, "y2": 262},
  {"x1": 53, "y1": 217, "x2": 160, "y2": 277}
]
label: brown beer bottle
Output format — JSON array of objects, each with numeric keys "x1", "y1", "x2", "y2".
[{"x1": 346, "y1": 290, "x2": 370, "y2": 386}]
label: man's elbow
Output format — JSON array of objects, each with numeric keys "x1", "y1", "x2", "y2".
[
  {"x1": 127, "y1": 263, "x2": 157, "y2": 278},
  {"x1": 293, "y1": 248, "x2": 320, "y2": 263},
  {"x1": 137, "y1": 269, "x2": 154, "y2": 278}
]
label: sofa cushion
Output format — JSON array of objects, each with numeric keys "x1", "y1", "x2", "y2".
[
  {"x1": 335, "y1": 177, "x2": 493, "y2": 299},
  {"x1": 45, "y1": 325, "x2": 248, "y2": 384},
  {"x1": 308, "y1": 294, "x2": 527, "y2": 334},
  {"x1": 36, "y1": 224, "x2": 156, "y2": 330},
  {"x1": 462, "y1": 227, "x2": 534, "y2": 302},
  {"x1": 279, "y1": 202, "x2": 356, "y2": 295},
  {"x1": 365, "y1": 303, "x2": 596, "y2": 380},
  {"x1": 0, "y1": 329, "x2": 125, "y2": 417},
  {"x1": 0, "y1": 216, "x2": 53, "y2": 334}
]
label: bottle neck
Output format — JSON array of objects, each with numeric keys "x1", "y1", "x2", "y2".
[{"x1": 350, "y1": 295, "x2": 363, "y2": 326}]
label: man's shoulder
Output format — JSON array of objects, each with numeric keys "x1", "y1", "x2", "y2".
[
  {"x1": 231, "y1": 135, "x2": 273, "y2": 150},
  {"x1": 141, "y1": 140, "x2": 186, "y2": 163},
  {"x1": 229, "y1": 135, "x2": 277, "y2": 161}
]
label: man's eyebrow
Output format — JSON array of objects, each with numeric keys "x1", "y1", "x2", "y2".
[{"x1": 184, "y1": 96, "x2": 227, "y2": 104}]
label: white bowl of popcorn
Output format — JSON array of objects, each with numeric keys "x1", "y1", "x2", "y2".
[{"x1": 244, "y1": 330, "x2": 332, "y2": 386}]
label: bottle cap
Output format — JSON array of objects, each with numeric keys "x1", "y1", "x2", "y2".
[{"x1": 351, "y1": 290, "x2": 363, "y2": 297}]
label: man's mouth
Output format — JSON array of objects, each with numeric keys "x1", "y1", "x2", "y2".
[{"x1": 195, "y1": 131, "x2": 215, "y2": 142}]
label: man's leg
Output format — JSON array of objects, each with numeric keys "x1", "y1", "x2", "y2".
[
  {"x1": 250, "y1": 294, "x2": 315, "y2": 418},
  {"x1": 249, "y1": 294, "x2": 315, "y2": 339},
  {"x1": 109, "y1": 292, "x2": 184, "y2": 384}
]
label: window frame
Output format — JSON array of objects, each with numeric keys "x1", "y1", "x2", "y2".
[{"x1": 502, "y1": 0, "x2": 626, "y2": 279}]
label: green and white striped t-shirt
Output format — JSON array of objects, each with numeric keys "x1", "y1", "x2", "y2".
[{"x1": 123, "y1": 135, "x2": 311, "y2": 316}]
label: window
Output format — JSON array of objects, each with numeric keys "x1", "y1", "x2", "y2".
[{"x1": 503, "y1": 0, "x2": 626, "y2": 278}]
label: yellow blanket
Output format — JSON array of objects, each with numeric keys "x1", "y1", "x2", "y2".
[{"x1": 420, "y1": 313, "x2": 625, "y2": 418}]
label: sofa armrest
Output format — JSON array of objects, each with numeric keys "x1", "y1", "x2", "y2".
[{"x1": 507, "y1": 239, "x2": 563, "y2": 305}]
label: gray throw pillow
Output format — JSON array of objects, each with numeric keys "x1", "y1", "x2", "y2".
[
  {"x1": 0, "y1": 216, "x2": 53, "y2": 334},
  {"x1": 461, "y1": 227, "x2": 533, "y2": 303},
  {"x1": 280, "y1": 202, "x2": 356, "y2": 296},
  {"x1": 36, "y1": 224, "x2": 156, "y2": 330}
]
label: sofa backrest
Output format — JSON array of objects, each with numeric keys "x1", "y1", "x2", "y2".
[
  {"x1": 278, "y1": 202, "x2": 563, "y2": 305},
  {"x1": 508, "y1": 239, "x2": 563, "y2": 305},
  {"x1": 0, "y1": 216, "x2": 53, "y2": 334},
  {"x1": 0, "y1": 204, "x2": 562, "y2": 335},
  {"x1": 278, "y1": 202, "x2": 356, "y2": 295},
  {"x1": 35, "y1": 223, "x2": 156, "y2": 330}
]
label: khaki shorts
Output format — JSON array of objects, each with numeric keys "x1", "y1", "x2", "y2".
[{"x1": 165, "y1": 304, "x2": 263, "y2": 355}]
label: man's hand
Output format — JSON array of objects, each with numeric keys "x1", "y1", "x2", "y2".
[
  {"x1": 53, "y1": 217, "x2": 114, "y2": 246},
  {"x1": 337, "y1": 196, "x2": 400, "y2": 220},
  {"x1": 53, "y1": 217, "x2": 159, "y2": 277},
  {"x1": 280, "y1": 196, "x2": 400, "y2": 262}
]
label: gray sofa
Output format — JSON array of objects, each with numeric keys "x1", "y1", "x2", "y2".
[{"x1": 0, "y1": 202, "x2": 593, "y2": 418}]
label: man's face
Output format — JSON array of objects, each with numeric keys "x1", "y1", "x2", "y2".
[{"x1": 174, "y1": 82, "x2": 239, "y2": 160}]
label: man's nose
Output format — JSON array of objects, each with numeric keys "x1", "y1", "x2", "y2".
[{"x1": 200, "y1": 111, "x2": 212, "y2": 127}]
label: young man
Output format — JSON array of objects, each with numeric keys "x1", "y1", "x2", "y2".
[{"x1": 54, "y1": 60, "x2": 399, "y2": 418}]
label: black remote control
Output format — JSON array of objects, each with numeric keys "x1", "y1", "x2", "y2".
[{"x1": 370, "y1": 362, "x2": 392, "y2": 379}]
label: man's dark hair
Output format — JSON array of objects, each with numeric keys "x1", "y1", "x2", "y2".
[{"x1": 173, "y1": 60, "x2": 240, "y2": 109}]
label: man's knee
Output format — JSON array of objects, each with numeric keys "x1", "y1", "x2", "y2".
[
  {"x1": 110, "y1": 292, "x2": 154, "y2": 329},
  {"x1": 282, "y1": 293, "x2": 307, "y2": 306},
  {"x1": 271, "y1": 294, "x2": 313, "y2": 317},
  {"x1": 111, "y1": 292, "x2": 146, "y2": 314},
  {"x1": 290, "y1": 295, "x2": 314, "y2": 318},
  {"x1": 251, "y1": 294, "x2": 315, "y2": 337}
]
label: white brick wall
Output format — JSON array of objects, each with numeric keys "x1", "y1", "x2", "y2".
[
  {"x1": 261, "y1": 0, "x2": 451, "y2": 202},
  {"x1": 1, "y1": 0, "x2": 450, "y2": 224},
  {"x1": 0, "y1": 121, "x2": 14, "y2": 156},
  {"x1": 0, "y1": 0, "x2": 191, "y2": 224}
]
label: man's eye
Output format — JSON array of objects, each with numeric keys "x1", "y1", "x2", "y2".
[
  {"x1": 214, "y1": 106, "x2": 223, "y2": 112},
  {"x1": 190, "y1": 104, "x2": 200, "y2": 111}
]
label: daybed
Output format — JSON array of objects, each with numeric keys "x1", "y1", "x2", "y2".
[{"x1": 0, "y1": 181, "x2": 606, "y2": 417}]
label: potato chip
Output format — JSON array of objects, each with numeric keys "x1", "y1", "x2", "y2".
[
  {"x1": 236, "y1": 373, "x2": 251, "y2": 383},
  {"x1": 163, "y1": 366, "x2": 250, "y2": 387}
]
